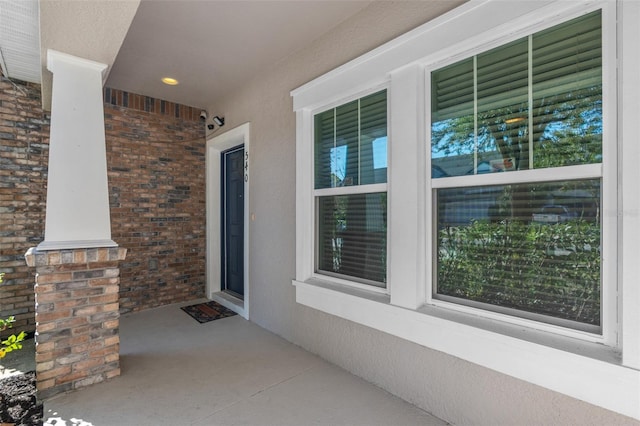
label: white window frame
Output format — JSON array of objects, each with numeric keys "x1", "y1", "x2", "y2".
[
  {"x1": 311, "y1": 87, "x2": 390, "y2": 293},
  {"x1": 291, "y1": 0, "x2": 640, "y2": 420},
  {"x1": 425, "y1": 8, "x2": 615, "y2": 345}
]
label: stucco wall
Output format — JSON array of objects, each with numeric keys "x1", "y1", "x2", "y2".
[{"x1": 207, "y1": 2, "x2": 635, "y2": 424}]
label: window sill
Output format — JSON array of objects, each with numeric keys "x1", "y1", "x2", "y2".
[{"x1": 293, "y1": 278, "x2": 640, "y2": 419}]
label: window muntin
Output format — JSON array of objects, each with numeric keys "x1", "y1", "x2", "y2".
[
  {"x1": 430, "y1": 11, "x2": 604, "y2": 332},
  {"x1": 314, "y1": 90, "x2": 388, "y2": 287}
]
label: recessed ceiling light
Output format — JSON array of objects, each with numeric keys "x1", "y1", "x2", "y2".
[{"x1": 161, "y1": 77, "x2": 179, "y2": 86}]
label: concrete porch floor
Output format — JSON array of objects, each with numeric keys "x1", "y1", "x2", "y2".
[{"x1": 40, "y1": 301, "x2": 447, "y2": 426}]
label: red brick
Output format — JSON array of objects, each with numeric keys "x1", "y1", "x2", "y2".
[
  {"x1": 36, "y1": 322, "x2": 58, "y2": 333},
  {"x1": 54, "y1": 316, "x2": 89, "y2": 330},
  {"x1": 103, "y1": 319, "x2": 119, "y2": 329},
  {"x1": 71, "y1": 340, "x2": 104, "y2": 354},
  {"x1": 61, "y1": 334, "x2": 90, "y2": 347},
  {"x1": 74, "y1": 305, "x2": 101, "y2": 316},
  {"x1": 105, "y1": 352, "x2": 119, "y2": 364},
  {"x1": 57, "y1": 370, "x2": 89, "y2": 385},
  {"x1": 37, "y1": 378, "x2": 56, "y2": 390},
  {"x1": 104, "y1": 336, "x2": 119, "y2": 347},
  {"x1": 105, "y1": 368, "x2": 121, "y2": 379},
  {"x1": 73, "y1": 357, "x2": 104, "y2": 372},
  {"x1": 89, "y1": 345, "x2": 118, "y2": 358},
  {"x1": 103, "y1": 302, "x2": 119, "y2": 312},
  {"x1": 35, "y1": 272, "x2": 73, "y2": 284},
  {"x1": 35, "y1": 291, "x2": 73, "y2": 303},
  {"x1": 73, "y1": 250, "x2": 87, "y2": 264},
  {"x1": 88, "y1": 293, "x2": 119, "y2": 305},
  {"x1": 87, "y1": 277, "x2": 119, "y2": 287},
  {"x1": 37, "y1": 365, "x2": 72, "y2": 381},
  {"x1": 35, "y1": 341, "x2": 55, "y2": 352},
  {"x1": 36, "y1": 309, "x2": 71, "y2": 323},
  {"x1": 54, "y1": 298, "x2": 88, "y2": 310}
]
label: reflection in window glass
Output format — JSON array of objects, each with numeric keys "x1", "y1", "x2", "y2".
[
  {"x1": 330, "y1": 145, "x2": 347, "y2": 183},
  {"x1": 477, "y1": 38, "x2": 529, "y2": 171},
  {"x1": 372, "y1": 137, "x2": 388, "y2": 169},
  {"x1": 431, "y1": 11, "x2": 602, "y2": 178},
  {"x1": 315, "y1": 90, "x2": 387, "y2": 188},
  {"x1": 532, "y1": 12, "x2": 602, "y2": 168},
  {"x1": 435, "y1": 178, "x2": 601, "y2": 328},
  {"x1": 431, "y1": 58, "x2": 474, "y2": 175}
]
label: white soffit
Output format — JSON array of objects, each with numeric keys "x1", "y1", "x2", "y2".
[{"x1": 0, "y1": 0, "x2": 41, "y2": 83}]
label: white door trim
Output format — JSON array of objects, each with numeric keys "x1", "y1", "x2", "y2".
[{"x1": 206, "y1": 122, "x2": 250, "y2": 320}]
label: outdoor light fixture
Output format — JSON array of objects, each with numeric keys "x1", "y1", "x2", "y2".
[
  {"x1": 206, "y1": 116, "x2": 225, "y2": 132},
  {"x1": 212, "y1": 116, "x2": 225, "y2": 127}
]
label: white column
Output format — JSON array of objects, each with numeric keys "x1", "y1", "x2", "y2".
[{"x1": 38, "y1": 50, "x2": 116, "y2": 250}]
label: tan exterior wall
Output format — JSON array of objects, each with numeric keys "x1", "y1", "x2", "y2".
[{"x1": 207, "y1": 2, "x2": 636, "y2": 424}]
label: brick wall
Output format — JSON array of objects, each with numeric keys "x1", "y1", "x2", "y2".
[
  {"x1": 104, "y1": 88, "x2": 206, "y2": 314},
  {"x1": 25, "y1": 246, "x2": 126, "y2": 399},
  {"x1": 0, "y1": 77, "x2": 49, "y2": 336},
  {"x1": 1, "y1": 78, "x2": 206, "y2": 334}
]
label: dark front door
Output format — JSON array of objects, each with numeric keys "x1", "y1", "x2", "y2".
[{"x1": 221, "y1": 145, "x2": 245, "y2": 298}]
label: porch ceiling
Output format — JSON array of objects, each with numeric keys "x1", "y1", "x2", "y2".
[
  {"x1": 105, "y1": 1, "x2": 373, "y2": 109},
  {"x1": 32, "y1": 0, "x2": 374, "y2": 110}
]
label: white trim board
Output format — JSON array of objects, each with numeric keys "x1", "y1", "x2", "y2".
[{"x1": 206, "y1": 122, "x2": 251, "y2": 320}]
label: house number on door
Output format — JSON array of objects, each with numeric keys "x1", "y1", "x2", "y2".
[{"x1": 244, "y1": 152, "x2": 249, "y2": 182}]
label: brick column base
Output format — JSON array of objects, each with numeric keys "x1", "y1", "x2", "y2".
[{"x1": 24, "y1": 246, "x2": 126, "y2": 400}]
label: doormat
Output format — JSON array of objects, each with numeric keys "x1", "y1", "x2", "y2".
[{"x1": 181, "y1": 301, "x2": 238, "y2": 323}]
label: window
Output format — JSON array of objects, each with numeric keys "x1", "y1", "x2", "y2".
[
  {"x1": 430, "y1": 11, "x2": 606, "y2": 333},
  {"x1": 292, "y1": 1, "x2": 639, "y2": 419},
  {"x1": 314, "y1": 90, "x2": 388, "y2": 287}
]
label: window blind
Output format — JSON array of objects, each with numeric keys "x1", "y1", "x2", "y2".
[
  {"x1": 314, "y1": 90, "x2": 388, "y2": 286},
  {"x1": 431, "y1": 10, "x2": 602, "y2": 176},
  {"x1": 317, "y1": 193, "x2": 387, "y2": 286},
  {"x1": 314, "y1": 90, "x2": 387, "y2": 189},
  {"x1": 431, "y1": 11, "x2": 603, "y2": 332},
  {"x1": 436, "y1": 179, "x2": 601, "y2": 328}
]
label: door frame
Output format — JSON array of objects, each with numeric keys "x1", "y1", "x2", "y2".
[{"x1": 206, "y1": 122, "x2": 250, "y2": 319}]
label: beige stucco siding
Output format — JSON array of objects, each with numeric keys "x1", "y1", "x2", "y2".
[{"x1": 207, "y1": 2, "x2": 636, "y2": 424}]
